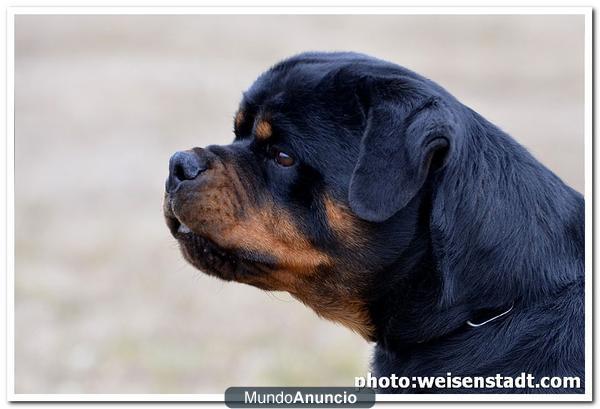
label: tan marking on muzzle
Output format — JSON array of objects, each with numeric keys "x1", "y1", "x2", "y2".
[{"x1": 224, "y1": 207, "x2": 330, "y2": 278}]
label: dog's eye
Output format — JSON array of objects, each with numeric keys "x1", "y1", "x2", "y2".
[{"x1": 269, "y1": 147, "x2": 295, "y2": 167}]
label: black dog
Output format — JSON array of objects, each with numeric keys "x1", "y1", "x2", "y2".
[{"x1": 164, "y1": 52, "x2": 584, "y2": 393}]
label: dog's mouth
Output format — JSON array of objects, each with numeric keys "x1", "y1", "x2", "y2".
[{"x1": 164, "y1": 199, "x2": 273, "y2": 282}]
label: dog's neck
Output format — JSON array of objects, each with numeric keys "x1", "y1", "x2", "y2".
[
  {"x1": 369, "y1": 110, "x2": 585, "y2": 349},
  {"x1": 367, "y1": 188, "x2": 472, "y2": 348}
]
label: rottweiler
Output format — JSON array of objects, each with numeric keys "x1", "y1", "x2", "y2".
[{"x1": 163, "y1": 52, "x2": 585, "y2": 393}]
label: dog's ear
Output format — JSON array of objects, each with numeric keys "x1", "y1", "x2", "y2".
[{"x1": 349, "y1": 87, "x2": 454, "y2": 222}]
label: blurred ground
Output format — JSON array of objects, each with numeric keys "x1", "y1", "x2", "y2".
[{"x1": 14, "y1": 14, "x2": 584, "y2": 394}]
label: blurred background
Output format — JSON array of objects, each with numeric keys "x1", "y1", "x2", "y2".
[{"x1": 15, "y1": 14, "x2": 584, "y2": 394}]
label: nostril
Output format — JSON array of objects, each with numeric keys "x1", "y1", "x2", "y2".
[
  {"x1": 166, "y1": 150, "x2": 208, "y2": 193},
  {"x1": 173, "y1": 162, "x2": 189, "y2": 181}
]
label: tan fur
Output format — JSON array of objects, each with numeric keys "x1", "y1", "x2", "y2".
[
  {"x1": 324, "y1": 196, "x2": 366, "y2": 248},
  {"x1": 235, "y1": 110, "x2": 245, "y2": 130},
  {"x1": 292, "y1": 286, "x2": 375, "y2": 341},
  {"x1": 255, "y1": 119, "x2": 272, "y2": 141},
  {"x1": 236, "y1": 211, "x2": 329, "y2": 271}
]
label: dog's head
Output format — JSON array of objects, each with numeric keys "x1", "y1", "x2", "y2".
[{"x1": 164, "y1": 52, "x2": 457, "y2": 340}]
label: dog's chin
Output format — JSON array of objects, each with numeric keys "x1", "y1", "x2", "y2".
[{"x1": 164, "y1": 213, "x2": 271, "y2": 282}]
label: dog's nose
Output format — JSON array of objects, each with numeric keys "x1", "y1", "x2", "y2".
[{"x1": 166, "y1": 150, "x2": 207, "y2": 193}]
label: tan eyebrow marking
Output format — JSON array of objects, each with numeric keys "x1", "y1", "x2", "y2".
[{"x1": 255, "y1": 119, "x2": 272, "y2": 141}]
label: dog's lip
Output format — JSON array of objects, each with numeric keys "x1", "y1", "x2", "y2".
[
  {"x1": 164, "y1": 210, "x2": 242, "y2": 278},
  {"x1": 164, "y1": 210, "x2": 206, "y2": 243},
  {"x1": 164, "y1": 195, "x2": 194, "y2": 238},
  {"x1": 164, "y1": 209, "x2": 184, "y2": 238},
  {"x1": 163, "y1": 201, "x2": 270, "y2": 271},
  {"x1": 165, "y1": 215, "x2": 193, "y2": 238}
]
